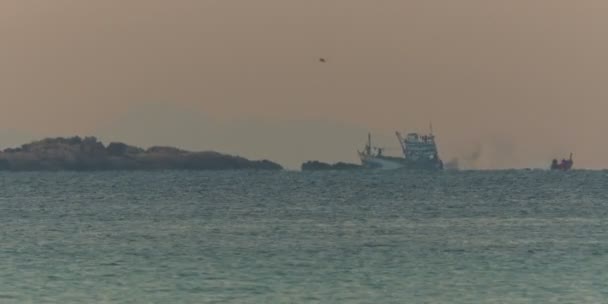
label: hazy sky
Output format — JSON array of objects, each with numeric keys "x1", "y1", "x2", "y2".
[{"x1": 2, "y1": 1, "x2": 608, "y2": 169}]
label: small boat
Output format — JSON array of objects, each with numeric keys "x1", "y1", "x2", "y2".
[{"x1": 550, "y1": 153, "x2": 573, "y2": 171}]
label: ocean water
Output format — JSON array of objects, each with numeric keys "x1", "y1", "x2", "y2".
[{"x1": 0, "y1": 170, "x2": 607, "y2": 303}]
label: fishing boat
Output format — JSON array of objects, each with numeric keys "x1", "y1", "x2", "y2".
[
  {"x1": 550, "y1": 153, "x2": 573, "y2": 171},
  {"x1": 358, "y1": 127, "x2": 443, "y2": 170}
]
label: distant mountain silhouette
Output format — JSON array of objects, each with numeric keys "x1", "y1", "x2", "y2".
[
  {"x1": 0, "y1": 136, "x2": 282, "y2": 171},
  {"x1": 95, "y1": 103, "x2": 371, "y2": 170}
]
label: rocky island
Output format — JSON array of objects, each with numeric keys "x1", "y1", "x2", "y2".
[
  {"x1": 0, "y1": 137, "x2": 282, "y2": 171},
  {"x1": 301, "y1": 160, "x2": 362, "y2": 171}
]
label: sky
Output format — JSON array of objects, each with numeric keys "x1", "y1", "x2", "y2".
[{"x1": 1, "y1": 0, "x2": 608, "y2": 169}]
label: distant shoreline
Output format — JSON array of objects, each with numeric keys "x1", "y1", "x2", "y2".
[
  {"x1": 301, "y1": 160, "x2": 362, "y2": 171},
  {"x1": 0, "y1": 136, "x2": 282, "y2": 171}
]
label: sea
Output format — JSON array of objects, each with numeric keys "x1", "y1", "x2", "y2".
[{"x1": 0, "y1": 170, "x2": 606, "y2": 303}]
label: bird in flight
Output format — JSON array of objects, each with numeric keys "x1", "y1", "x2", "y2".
[{"x1": 319, "y1": 58, "x2": 326, "y2": 63}]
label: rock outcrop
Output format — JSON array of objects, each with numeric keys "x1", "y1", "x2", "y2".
[
  {"x1": 0, "y1": 136, "x2": 282, "y2": 171},
  {"x1": 301, "y1": 160, "x2": 362, "y2": 171}
]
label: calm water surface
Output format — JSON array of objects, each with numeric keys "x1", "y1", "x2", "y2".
[{"x1": 0, "y1": 170, "x2": 606, "y2": 303}]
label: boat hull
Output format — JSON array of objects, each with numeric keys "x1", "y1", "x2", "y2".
[{"x1": 360, "y1": 155, "x2": 443, "y2": 170}]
